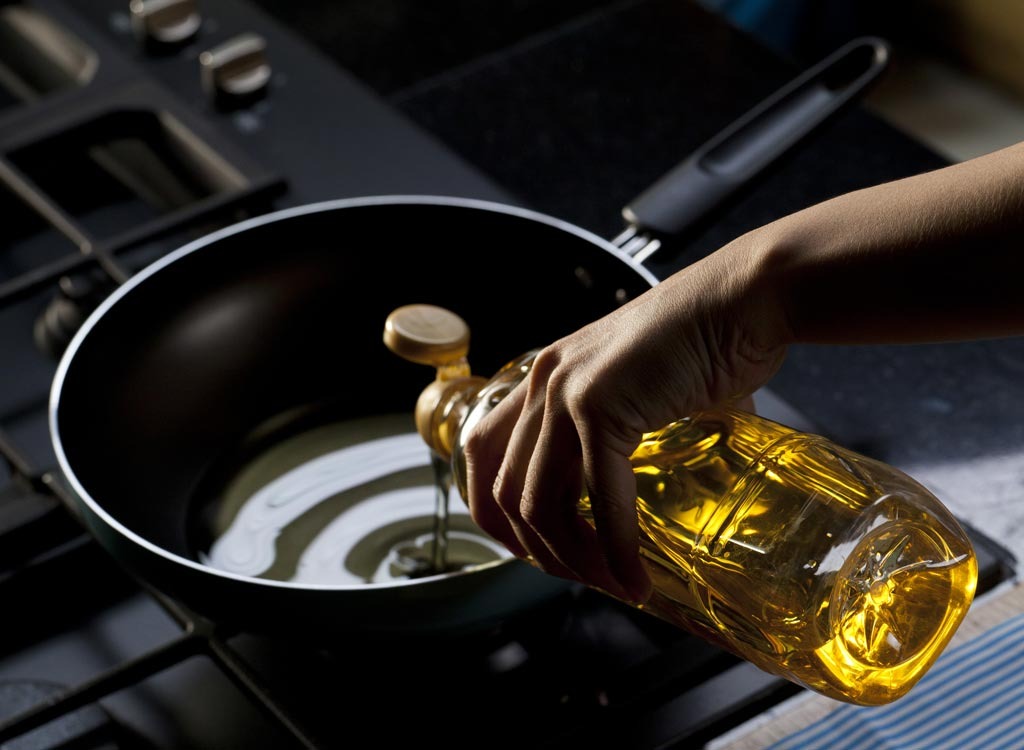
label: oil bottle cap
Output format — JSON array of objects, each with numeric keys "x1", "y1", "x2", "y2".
[
  {"x1": 383, "y1": 304, "x2": 470, "y2": 368},
  {"x1": 385, "y1": 304, "x2": 484, "y2": 459}
]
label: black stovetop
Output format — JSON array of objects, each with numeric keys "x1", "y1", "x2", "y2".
[{"x1": 0, "y1": 1, "x2": 1017, "y2": 749}]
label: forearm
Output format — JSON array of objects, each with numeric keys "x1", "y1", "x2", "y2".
[{"x1": 749, "y1": 141, "x2": 1024, "y2": 346}]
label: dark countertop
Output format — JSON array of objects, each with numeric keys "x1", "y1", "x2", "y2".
[{"x1": 255, "y1": 0, "x2": 1024, "y2": 568}]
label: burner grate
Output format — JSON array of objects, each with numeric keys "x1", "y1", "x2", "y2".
[
  {"x1": 0, "y1": 679, "x2": 148, "y2": 750},
  {"x1": 0, "y1": 428, "x2": 323, "y2": 749}
]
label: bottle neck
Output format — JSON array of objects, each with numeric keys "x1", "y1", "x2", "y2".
[{"x1": 415, "y1": 376, "x2": 486, "y2": 462}]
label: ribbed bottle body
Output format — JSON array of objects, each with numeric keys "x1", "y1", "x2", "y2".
[{"x1": 451, "y1": 354, "x2": 977, "y2": 705}]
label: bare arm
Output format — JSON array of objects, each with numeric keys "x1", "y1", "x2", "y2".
[
  {"x1": 463, "y1": 141, "x2": 1024, "y2": 603},
  {"x1": 767, "y1": 140, "x2": 1024, "y2": 345}
]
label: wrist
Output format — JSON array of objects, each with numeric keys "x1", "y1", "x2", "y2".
[
  {"x1": 673, "y1": 228, "x2": 794, "y2": 406},
  {"x1": 719, "y1": 224, "x2": 797, "y2": 362}
]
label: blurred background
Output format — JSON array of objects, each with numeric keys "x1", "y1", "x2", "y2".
[
  {"x1": 250, "y1": 0, "x2": 1024, "y2": 163},
  {"x1": 698, "y1": 0, "x2": 1024, "y2": 162}
]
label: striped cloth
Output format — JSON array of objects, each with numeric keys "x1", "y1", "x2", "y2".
[
  {"x1": 767, "y1": 611, "x2": 1024, "y2": 749},
  {"x1": 709, "y1": 580, "x2": 1024, "y2": 750}
]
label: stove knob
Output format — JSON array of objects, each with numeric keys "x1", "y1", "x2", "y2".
[
  {"x1": 129, "y1": 0, "x2": 202, "y2": 48},
  {"x1": 200, "y1": 33, "x2": 271, "y2": 109},
  {"x1": 33, "y1": 274, "x2": 114, "y2": 361}
]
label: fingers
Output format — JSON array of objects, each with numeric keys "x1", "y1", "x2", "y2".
[
  {"x1": 464, "y1": 348, "x2": 651, "y2": 603},
  {"x1": 464, "y1": 386, "x2": 529, "y2": 558},
  {"x1": 520, "y1": 412, "x2": 632, "y2": 600},
  {"x1": 465, "y1": 384, "x2": 585, "y2": 584},
  {"x1": 489, "y1": 389, "x2": 582, "y2": 583},
  {"x1": 581, "y1": 441, "x2": 652, "y2": 604}
]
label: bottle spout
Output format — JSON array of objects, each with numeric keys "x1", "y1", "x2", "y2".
[{"x1": 384, "y1": 304, "x2": 486, "y2": 460}]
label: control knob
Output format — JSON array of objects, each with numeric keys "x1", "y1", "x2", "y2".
[
  {"x1": 130, "y1": 0, "x2": 201, "y2": 48},
  {"x1": 200, "y1": 33, "x2": 271, "y2": 109}
]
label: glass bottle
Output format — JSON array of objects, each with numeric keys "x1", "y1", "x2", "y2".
[{"x1": 384, "y1": 304, "x2": 978, "y2": 706}]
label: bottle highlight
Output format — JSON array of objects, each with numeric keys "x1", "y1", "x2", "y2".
[{"x1": 385, "y1": 305, "x2": 978, "y2": 706}]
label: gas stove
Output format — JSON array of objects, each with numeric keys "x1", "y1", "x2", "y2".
[{"x1": 0, "y1": 1, "x2": 1016, "y2": 748}]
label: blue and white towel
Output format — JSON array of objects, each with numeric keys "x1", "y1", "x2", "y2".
[{"x1": 709, "y1": 580, "x2": 1024, "y2": 750}]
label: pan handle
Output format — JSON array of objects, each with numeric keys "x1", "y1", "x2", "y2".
[{"x1": 617, "y1": 36, "x2": 891, "y2": 263}]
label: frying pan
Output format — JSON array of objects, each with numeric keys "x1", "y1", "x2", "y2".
[{"x1": 49, "y1": 38, "x2": 888, "y2": 640}]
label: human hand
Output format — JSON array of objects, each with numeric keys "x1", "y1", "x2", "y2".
[
  {"x1": 466, "y1": 137, "x2": 1024, "y2": 603},
  {"x1": 462, "y1": 238, "x2": 790, "y2": 604}
]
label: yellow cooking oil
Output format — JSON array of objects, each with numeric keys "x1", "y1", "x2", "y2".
[
  {"x1": 385, "y1": 306, "x2": 979, "y2": 707},
  {"x1": 576, "y1": 408, "x2": 978, "y2": 705}
]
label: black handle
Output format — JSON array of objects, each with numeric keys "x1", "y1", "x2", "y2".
[{"x1": 622, "y1": 36, "x2": 890, "y2": 241}]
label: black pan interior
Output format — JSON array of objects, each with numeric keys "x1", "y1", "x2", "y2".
[{"x1": 55, "y1": 202, "x2": 654, "y2": 557}]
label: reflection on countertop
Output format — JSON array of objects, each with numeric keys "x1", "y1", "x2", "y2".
[{"x1": 774, "y1": 338, "x2": 1024, "y2": 571}]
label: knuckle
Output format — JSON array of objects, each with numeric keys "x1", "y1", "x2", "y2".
[
  {"x1": 461, "y1": 427, "x2": 485, "y2": 464},
  {"x1": 520, "y1": 489, "x2": 575, "y2": 550},
  {"x1": 463, "y1": 409, "x2": 501, "y2": 455},
  {"x1": 546, "y1": 368, "x2": 593, "y2": 428},
  {"x1": 519, "y1": 497, "x2": 547, "y2": 531},
  {"x1": 567, "y1": 381, "x2": 602, "y2": 419},
  {"x1": 530, "y1": 346, "x2": 562, "y2": 380},
  {"x1": 491, "y1": 472, "x2": 521, "y2": 514}
]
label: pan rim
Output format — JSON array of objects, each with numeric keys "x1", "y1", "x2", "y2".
[{"x1": 48, "y1": 194, "x2": 659, "y2": 592}]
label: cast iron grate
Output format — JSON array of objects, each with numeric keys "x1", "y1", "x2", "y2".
[
  {"x1": 0, "y1": 415, "x2": 1016, "y2": 749},
  {"x1": 0, "y1": 424, "x2": 325, "y2": 749}
]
